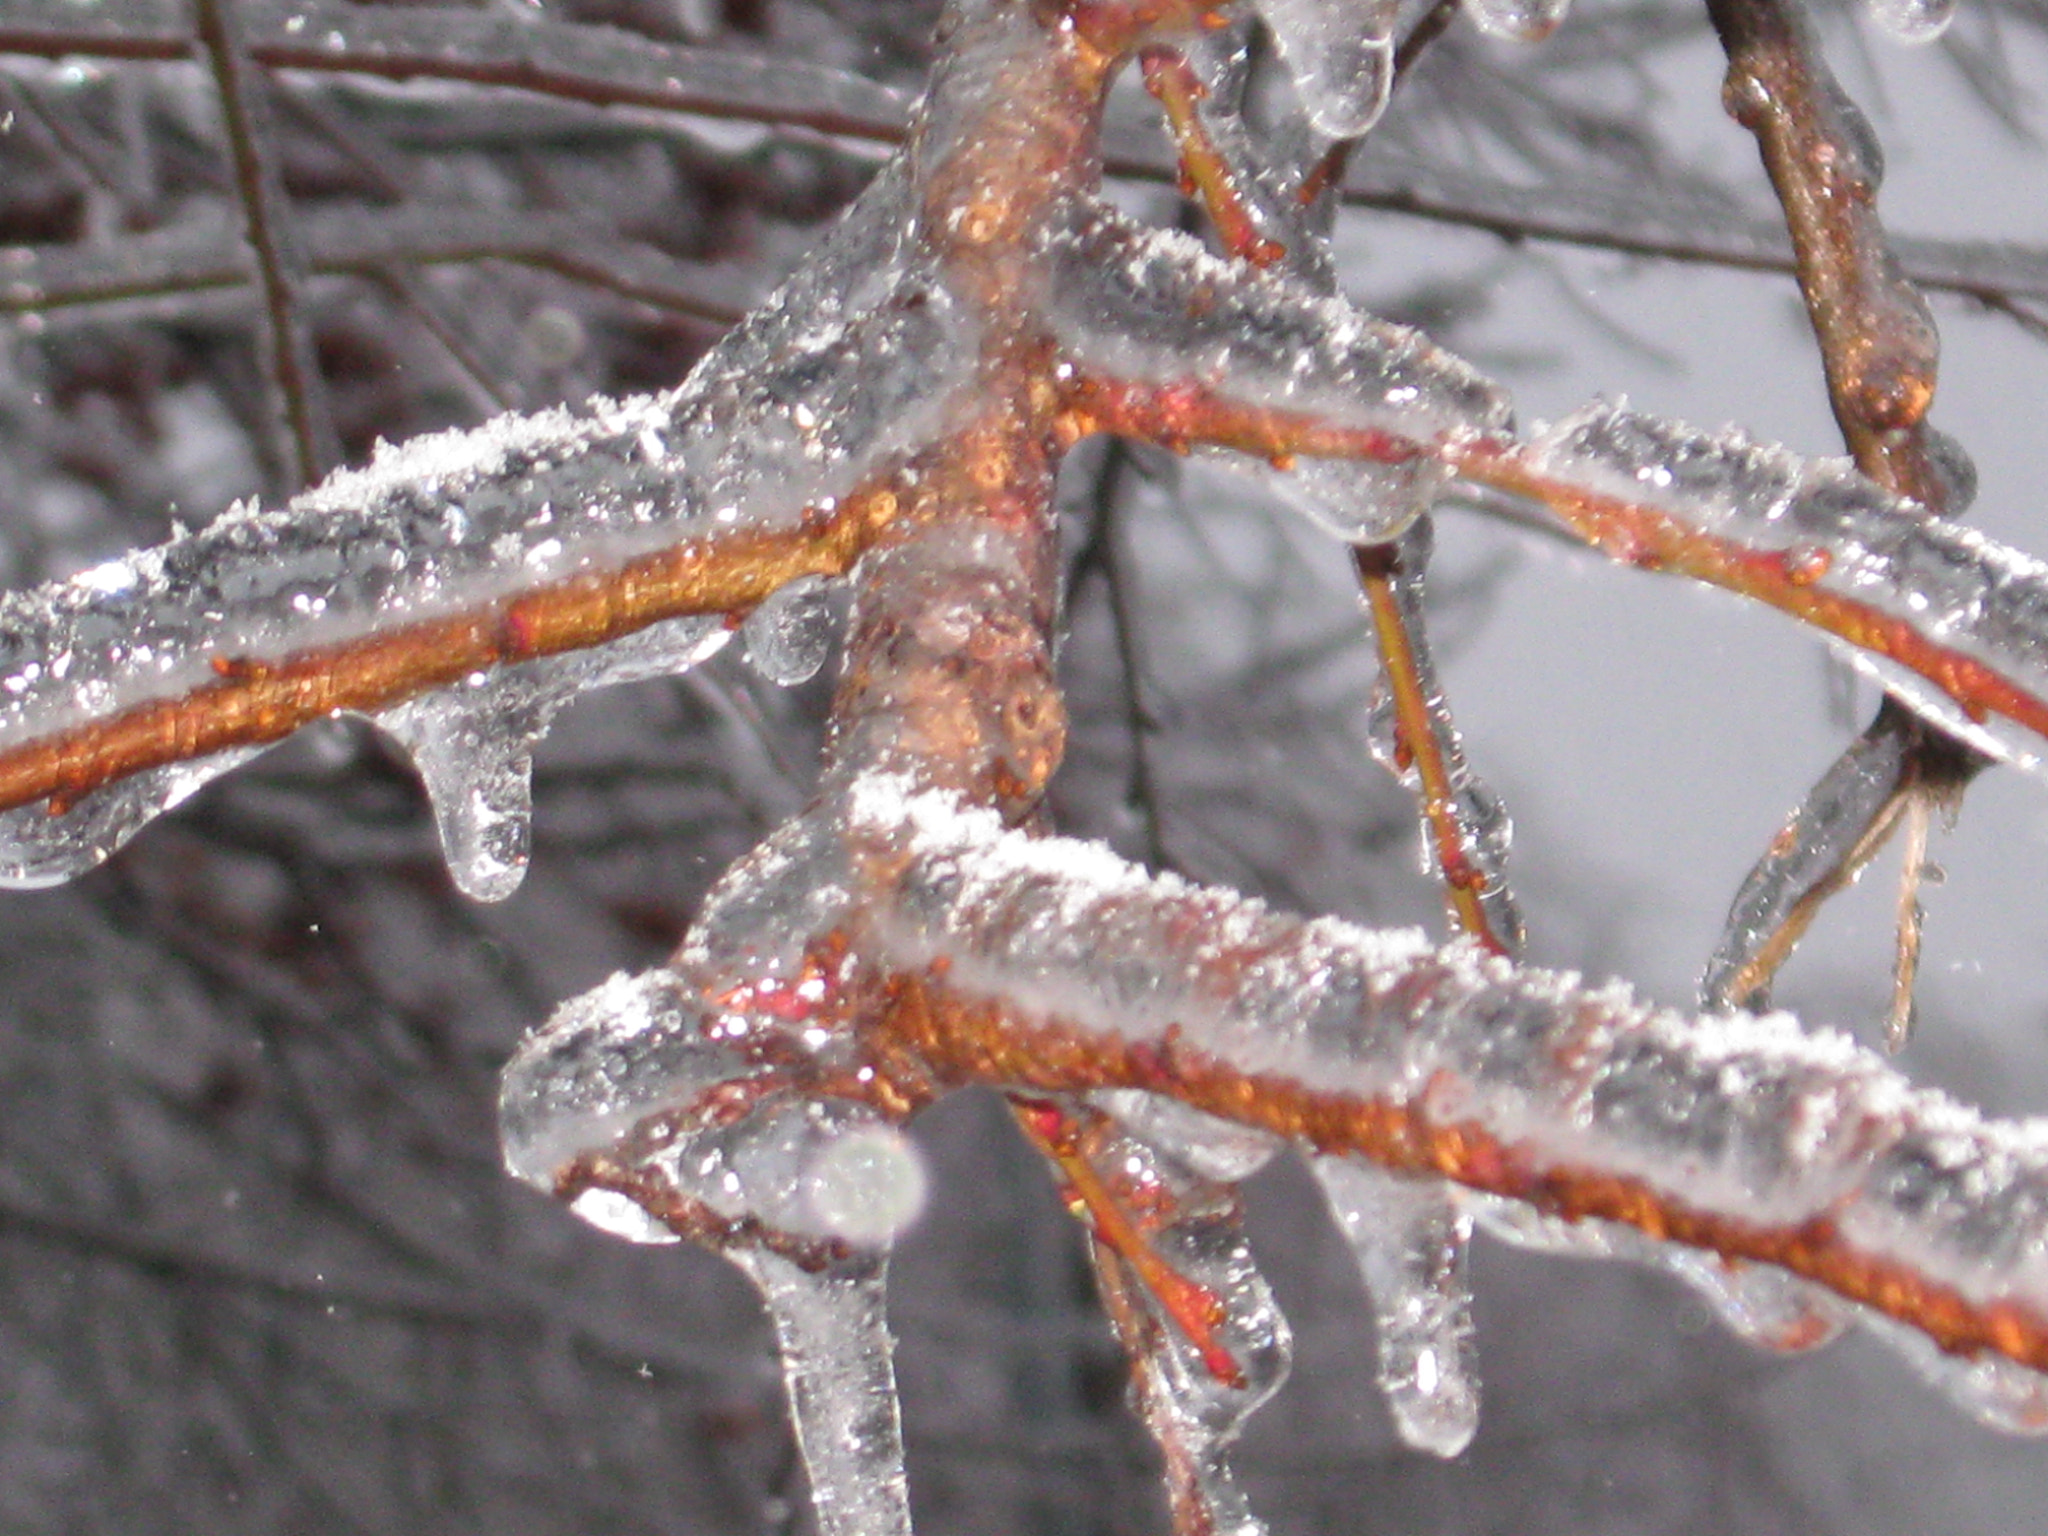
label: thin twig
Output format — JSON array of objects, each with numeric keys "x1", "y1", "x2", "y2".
[
  {"x1": 1702, "y1": 0, "x2": 1987, "y2": 1034},
  {"x1": 1068, "y1": 442, "x2": 1171, "y2": 871},
  {"x1": 193, "y1": 0, "x2": 336, "y2": 485}
]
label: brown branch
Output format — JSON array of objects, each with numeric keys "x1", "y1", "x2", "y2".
[
  {"x1": 1450, "y1": 436, "x2": 2048, "y2": 748},
  {"x1": 891, "y1": 966, "x2": 2048, "y2": 1374},
  {"x1": 1703, "y1": 0, "x2": 1986, "y2": 1036},
  {"x1": 0, "y1": 487, "x2": 902, "y2": 816},
  {"x1": 1352, "y1": 539, "x2": 1515, "y2": 955},
  {"x1": 841, "y1": 789, "x2": 2048, "y2": 1381}
]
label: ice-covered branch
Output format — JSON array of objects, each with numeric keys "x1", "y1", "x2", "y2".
[{"x1": 844, "y1": 773, "x2": 2048, "y2": 1427}]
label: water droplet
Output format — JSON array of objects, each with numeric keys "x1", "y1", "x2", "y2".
[
  {"x1": 1256, "y1": 0, "x2": 1400, "y2": 138},
  {"x1": 743, "y1": 576, "x2": 837, "y2": 686},
  {"x1": 1862, "y1": 0, "x2": 1958, "y2": 44},
  {"x1": 1466, "y1": 0, "x2": 1573, "y2": 43}
]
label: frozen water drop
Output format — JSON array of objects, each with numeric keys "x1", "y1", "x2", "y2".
[
  {"x1": 1863, "y1": 0, "x2": 1958, "y2": 43},
  {"x1": 743, "y1": 575, "x2": 836, "y2": 686},
  {"x1": 1654, "y1": 1252, "x2": 1847, "y2": 1353},
  {"x1": 1092, "y1": 1091, "x2": 1280, "y2": 1184},
  {"x1": 1467, "y1": 0, "x2": 1572, "y2": 42},
  {"x1": 802, "y1": 1123, "x2": 930, "y2": 1245},
  {"x1": 1255, "y1": 0, "x2": 1399, "y2": 138},
  {"x1": 383, "y1": 687, "x2": 540, "y2": 902},
  {"x1": 1923, "y1": 426, "x2": 1978, "y2": 516},
  {"x1": 1314, "y1": 1158, "x2": 1479, "y2": 1457},
  {"x1": 1283, "y1": 456, "x2": 1445, "y2": 543},
  {"x1": 1464, "y1": 1191, "x2": 1621, "y2": 1259}
]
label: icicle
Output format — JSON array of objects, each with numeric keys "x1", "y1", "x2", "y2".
[
  {"x1": 503, "y1": 964, "x2": 920, "y2": 1535},
  {"x1": 1465, "y1": 0, "x2": 1573, "y2": 43},
  {"x1": 742, "y1": 575, "x2": 838, "y2": 686},
  {"x1": 1253, "y1": 0, "x2": 1401, "y2": 139},
  {"x1": 728, "y1": 1250, "x2": 915, "y2": 1536},
  {"x1": 381, "y1": 680, "x2": 542, "y2": 903},
  {"x1": 380, "y1": 614, "x2": 730, "y2": 900},
  {"x1": 1862, "y1": 0, "x2": 1959, "y2": 44},
  {"x1": 0, "y1": 750, "x2": 254, "y2": 887},
  {"x1": 1313, "y1": 1157, "x2": 1479, "y2": 1455}
]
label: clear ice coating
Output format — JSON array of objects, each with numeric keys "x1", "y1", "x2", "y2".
[
  {"x1": 742, "y1": 575, "x2": 839, "y2": 687},
  {"x1": 1078, "y1": 1102, "x2": 1292, "y2": 1536},
  {"x1": 500, "y1": 965, "x2": 761, "y2": 1190},
  {"x1": 1524, "y1": 402, "x2": 2048, "y2": 774},
  {"x1": 1464, "y1": 0, "x2": 1573, "y2": 42},
  {"x1": 0, "y1": 750, "x2": 255, "y2": 887},
  {"x1": 1043, "y1": 208, "x2": 1512, "y2": 544},
  {"x1": 1862, "y1": 0, "x2": 1959, "y2": 44},
  {"x1": 1700, "y1": 715, "x2": 1914, "y2": 1015},
  {"x1": 1464, "y1": 1193, "x2": 1847, "y2": 1353},
  {"x1": 0, "y1": 154, "x2": 962, "y2": 894},
  {"x1": 1160, "y1": 20, "x2": 1338, "y2": 286},
  {"x1": 1312, "y1": 1157, "x2": 1479, "y2": 1456},
  {"x1": 850, "y1": 774, "x2": 2048, "y2": 1433},
  {"x1": 1358, "y1": 520, "x2": 1523, "y2": 952},
  {"x1": 1253, "y1": 0, "x2": 1400, "y2": 139}
]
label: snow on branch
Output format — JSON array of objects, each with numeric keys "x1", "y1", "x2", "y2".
[{"x1": 845, "y1": 772, "x2": 2048, "y2": 1429}]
